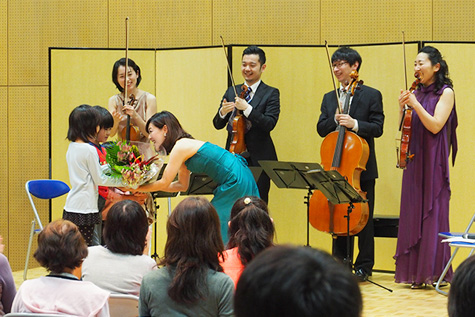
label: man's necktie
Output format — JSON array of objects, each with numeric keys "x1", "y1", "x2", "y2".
[
  {"x1": 227, "y1": 85, "x2": 252, "y2": 133},
  {"x1": 242, "y1": 85, "x2": 252, "y2": 102}
]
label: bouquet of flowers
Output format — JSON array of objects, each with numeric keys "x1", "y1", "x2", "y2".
[{"x1": 105, "y1": 141, "x2": 162, "y2": 189}]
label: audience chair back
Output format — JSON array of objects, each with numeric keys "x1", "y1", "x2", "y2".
[
  {"x1": 24, "y1": 179, "x2": 70, "y2": 280},
  {"x1": 5, "y1": 313, "x2": 74, "y2": 316},
  {"x1": 109, "y1": 293, "x2": 139, "y2": 317}
]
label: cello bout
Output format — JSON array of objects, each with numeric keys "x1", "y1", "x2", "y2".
[{"x1": 309, "y1": 130, "x2": 370, "y2": 236}]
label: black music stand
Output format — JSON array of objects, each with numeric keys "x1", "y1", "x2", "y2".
[
  {"x1": 180, "y1": 166, "x2": 262, "y2": 196},
  {"x1": 259, "y1": 160, "x2": 334, "y2": 247},
  {"x1": 259, "y1": 160, "x2": 365, "y2": 247},
  {"x1": 306, "y1": 168, "x2": 393, "y2": 292},
  {"x1": 304, "y1": 168, "x2": 366, "y2": 268},
  {"x1": 150, "y1": 164, "x2": 178, "y2": 259}
]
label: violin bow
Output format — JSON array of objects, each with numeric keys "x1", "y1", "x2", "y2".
[
  {"x1": 324, "y1": 40, "x2": 342, "y2": 114},
  {"x1": 124, "y1": 17, "x2": 131, "y2": 141},
  {"x1": 220, "y1": 35, "x2": 239, "y2": 98},
  {"x1": 402, "y1": 31, "x2": 408, "y2": 90}
]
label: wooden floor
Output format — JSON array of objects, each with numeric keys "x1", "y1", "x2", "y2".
[{"x1": 14, "y1": 268, "x2": 448, "y2": 316}]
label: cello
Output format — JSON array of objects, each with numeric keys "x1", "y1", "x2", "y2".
[
  {"x1": 309, "y1": 70, "x2": 370, "y2": 236},
  {"x1": 219, "y1": 36, "x2": 247, "y2": 154}
]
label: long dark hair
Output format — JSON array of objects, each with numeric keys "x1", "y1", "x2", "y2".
[
  {"x1": 160, "y1": 197, "x2": 224, "y2": 304},
  {"x1": 227, "y1": 196, "x2": 275, "y2": 266},
  {"x1": 146, "y1": 111, "x2": 193, "y2": 154},
  {"x1": 418, "y1": 46, "x2": 453, "y2": 92}
]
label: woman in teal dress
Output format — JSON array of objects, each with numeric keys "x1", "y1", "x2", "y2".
[{"x1": 137, "y1": 111, "x2": 259, "y2": 242}]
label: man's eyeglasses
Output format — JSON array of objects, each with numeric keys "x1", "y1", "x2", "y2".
[{"x1": 332, "y1": 61, "x2": 348, "y2": 69}]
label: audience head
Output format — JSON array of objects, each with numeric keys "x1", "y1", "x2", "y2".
[
  {"x1": 227, "y1": 196, "x2": 275, "y2": 265},
  {"x1": 103, "y1": 200, "x2": 149, "y2": 256},
  {"x1": 161, "y1": 196, "x2": 224, "y2": 304},
  {"x1": 67, "y1": 104, "x2": 100, "y2": 142},
  {"x1": 34, "y1": 219, "x2": 88, "y2": 274},
  {"x1": 448, "y1": 255, "x2": 475, "y2": 317},
  {"x1": 112, "y1": 57, "x2": 142, "y2": 92},
  {"x1": 235, "y1": 245, "x2": 363, "y2": 317}
]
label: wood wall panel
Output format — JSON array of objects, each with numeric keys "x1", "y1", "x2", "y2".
[
  {"x1": 213, "y1": 0, "x2": 320, "y2": 46},
  {"x1": 433, "y1": 0, "x2": 475, "y2": 41},
  {"x1": 8, "y1": 87, "x2": 49, "y2": 270},
  {"x1": 0, "y1": 88, "x2": 7, "y2": 257},
  {"x1": 110, "y1": 0, "x2": 213, "y2": 48},
  {"x1": 0, "y1": 0, "x2": 6, "y2": 86},
  {"x1": 321, "y1": 0, "x2": 432, "y2": 44},
  {"x1": 8, "y1": 0, "x2": 108, "y2": 86}
]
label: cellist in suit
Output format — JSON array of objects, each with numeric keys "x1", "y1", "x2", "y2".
[
  {"x1": 213, "y1": 46, "x2": 280, "y2": 203},
  {"x1": 317, "y1": 47, "x2": 384, "y2": 281}
]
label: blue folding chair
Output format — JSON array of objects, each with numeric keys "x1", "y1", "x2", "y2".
[
  {"x1": 24, "y1": 180, "x2": 70, "y2": 280},
  {"x1": 435, "y1": 211, "x2": 475, "y2": 295}
]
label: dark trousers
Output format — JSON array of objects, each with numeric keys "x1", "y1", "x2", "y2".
[
  {"x1": 256, "y1": 172, "x2": 270, "y2": 204},
  {"x1": 332, "y1": 179, "x2": 375, "y2": 274}
]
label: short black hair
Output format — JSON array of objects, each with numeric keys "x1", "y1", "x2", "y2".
[
  {"x1": 235, "y1": 245, "x2": 362, "y2": 317},
  {"x1": 103, "y1": 200, "x2": 149, "y2": 255},
  {"x1": 331, "y1": 47, "x2": 362, "y2": 71},
  {"x1": 242, "y1": 46, "x2": 266, "y2": 66},
  {"x1": 93, "y1": 105, "x2": 114, "y2": 129},
  {"x1": 448, "y1": 255, "x2": 475, "y2": 317},
  {"x1": 66, "y1": 104, "x2": 100, "y2": 142},
  {"x1": 112, "y1": 58, "x2": 142, "y2": 92}
]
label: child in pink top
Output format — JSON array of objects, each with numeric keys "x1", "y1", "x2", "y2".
[{"x1": 220, "y1": 196, "x2": 275, "y2": 285}]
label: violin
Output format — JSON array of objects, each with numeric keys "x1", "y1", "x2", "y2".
[
  {"x1": 396, "y1": 74, "x2": 420, "y2": 169},
  {"x1": 220, "y1": 35, "x2": 247, "y2": 154},
  {"x1": 120, "y1": 93, "x2": 141, "y2": 141},
  {"x1": 229, "y1": 86, "x2": 248, "y2": 154},
  {"x1": 309, "y1": 70, "x2": 370, "y2": 236}
]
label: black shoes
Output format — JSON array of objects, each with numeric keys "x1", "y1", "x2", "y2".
[{"x1": 354, "y1": 268, "x2": 369, "y2": 282}]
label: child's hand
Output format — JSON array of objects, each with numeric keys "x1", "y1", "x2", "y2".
[{"x1": 0, "y1": 235, "x2": 4, "y2": 254}]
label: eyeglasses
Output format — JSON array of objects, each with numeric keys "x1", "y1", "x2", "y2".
[{"x1": 332, "y1": 61, "x2": 348, "y2": 69}]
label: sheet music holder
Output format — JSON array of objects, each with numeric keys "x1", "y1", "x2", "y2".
[
  {"x1": 259, "y1": 160, "x2": 366, "y2": 246},
  {"x1": 149, "y1": 163, "x2": 178, "y2": 259},
  {"x1": 151, "y1": 164, "x2": 179, "y2": 198},
  {"x1": 305, "y1": 168, "x2": 366, "y2": 205},
  {"x1": 180, "y1": 166, "x2": 262, "y2": 196}
]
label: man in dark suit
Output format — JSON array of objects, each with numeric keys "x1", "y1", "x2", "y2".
[
  {"x1": 317, "y1": 47, "x2": 384, "y2": 281},
  {"x1": 213, "y1": 46, "x2": 280, "y2": 203}
]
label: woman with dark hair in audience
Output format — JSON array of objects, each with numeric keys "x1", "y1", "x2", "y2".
[
  {"x1": 81, "y1": 200, "x2": 157, "y2": 296},
  {"x1": 11, "y1": 219, "x2": 110, "y2": 316},
  {"x1": 139, "y1": 196, "x2": 234, "y2": 316},
  {"x1": 448, "y1": 255, "x2": 475, "y2": 317},
  {"x1": 220, "y1": 196, "x2": 275, "y2": 285},
  {"x1": 235, "y1": 245, "x2": 362, "y2": 317}
]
